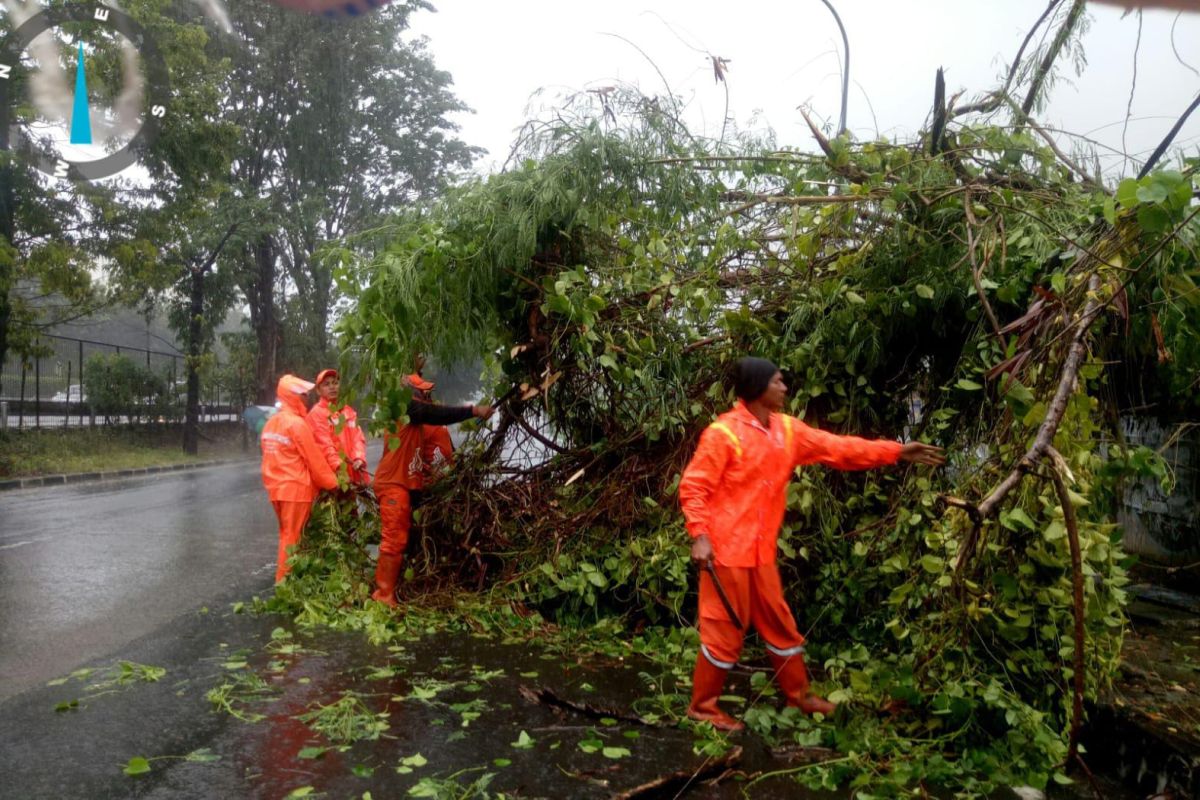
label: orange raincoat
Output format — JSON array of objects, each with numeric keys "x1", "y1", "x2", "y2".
[
  {"x1": 260, "y1": 377, "x2": 339, "y2": 582},
  {"x1": 373, "y1": 401, "x2": 475, "y2": 558},
  {"x1": 679, "y1": 401, "x2": 901, "y2": 666},
  {"x1": 307, "y1": 398, "x2": 369, "y2": 484}
]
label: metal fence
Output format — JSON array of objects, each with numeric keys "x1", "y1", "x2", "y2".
[{"x1": 0, "y1": 333, "x2": 239, "y2": 430}]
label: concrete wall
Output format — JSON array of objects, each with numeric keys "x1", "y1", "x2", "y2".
[{"x1": 1118, "y1": 416, "x2": 1200, "y2": 564}]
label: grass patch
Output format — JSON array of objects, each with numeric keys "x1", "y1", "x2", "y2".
[{"x1": 0, "y1": 423, "x2": 251, "y2": 479}]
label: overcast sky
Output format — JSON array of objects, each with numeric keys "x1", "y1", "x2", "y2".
[{"x1": 406, "y1": 1, "x2": 1200, "y2": 179}]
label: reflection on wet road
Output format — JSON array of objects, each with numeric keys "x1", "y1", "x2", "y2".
[{"x1": 0, "y1": 461, "x2": 276, "y2": 701}]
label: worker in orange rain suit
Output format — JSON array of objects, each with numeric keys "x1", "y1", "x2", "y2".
[
  {"x1": 307, "y1": 368, "x2": 370, "y2": 486},
  {"x1": 404, "y1": 372, "x2": 455, "y2": 481},
  {"x1": 372, "y1": 393, "x2": 495, "y2": 606},
  {"x1": 679, "y1": 357, "x2": 945, "y2": 731},
  {"x1": 260, "y1": 374, "x2": 340, "y2": 583}
]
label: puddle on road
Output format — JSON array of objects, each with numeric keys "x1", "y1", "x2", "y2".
[{"x1": 141, "y1": 619, "x2": 836, "y2": 799}]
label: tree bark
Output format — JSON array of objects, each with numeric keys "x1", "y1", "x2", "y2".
[
  {"x1": 183, "y1": 267, "x2": 204, "y2": 455},
  {"x1": 247, "y1": 235, "x2": 278, "y2": 404},
  {"x1": 0, "y1": 80, "x2": 15, "y2": 372}
]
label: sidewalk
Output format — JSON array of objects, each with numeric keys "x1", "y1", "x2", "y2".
[{"x1": 0, "y1": 458, "x2": 251, "y2": 492}]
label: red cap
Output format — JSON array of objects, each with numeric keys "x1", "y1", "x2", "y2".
[
  {"x1": 404, "y1": 373, "x2": 434, "y2": 392},
  {"x1": 315, "y1": 368, "x2": 339, "y2": 386}
]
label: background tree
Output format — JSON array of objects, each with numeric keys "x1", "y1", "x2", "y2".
[{"x1": 214, "y1": 1, "x2": 477, "y2": 401}]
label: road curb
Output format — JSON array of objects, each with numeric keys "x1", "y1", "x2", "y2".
[{"x1": 0, "y1": 458, "x2": 251, "y2": 493}]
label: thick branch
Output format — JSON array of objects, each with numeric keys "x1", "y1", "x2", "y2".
[
  {"x1": 1138, "y1": 91, "x2": 1200, "y2": 179},
  {"x1": 507, "y1": 407, "x2": 570, "y2": 455},
  {"x1": 954, "y1": 274, "x2": 1103, "y2": 570},
  {"x1": 979, "y1": 274, "x2": 1101, "y2": 518},
  {"x1": 1046, "y1": 446, "x2": 1087, "y2": 767}
]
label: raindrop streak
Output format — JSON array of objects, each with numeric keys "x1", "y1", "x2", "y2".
[{"x1": 69, "y1": 42, "x2": 91, "y2": 145}]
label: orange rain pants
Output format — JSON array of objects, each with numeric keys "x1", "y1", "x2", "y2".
[
  {"x1": 377, "y1": 486, "x2": 412, "y2": 558},
  {"x1": 271, "y1": 500, "x2": 314, "y2": 583},
  {"x1": 698, "y1": 561, "x2": 807, "y2": 668}
]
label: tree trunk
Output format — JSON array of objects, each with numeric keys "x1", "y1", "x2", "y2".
[
  {"x1": 247, "y1": 236, "x2": 278, "y2": 404},
  {"x1": 182, "y1": 267, "x2": 204, "y2": 455},
  {"x1": 0, "y1": 87, "x2": 15, "y2": 373}
]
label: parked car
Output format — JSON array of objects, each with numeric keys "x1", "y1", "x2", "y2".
[{"x1": 51, "y1": 384, "x2": 87, "y2": 403}]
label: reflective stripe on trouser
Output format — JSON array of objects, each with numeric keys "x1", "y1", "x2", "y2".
[
  {"x1": 272, "y1": 500, "x2": 314, "y2": 583},
  {"x1": 377, "y1": 486, "x2": 412, "y2": 558},
  {"x1": 698, "y1": 561, "x2": 806, "y2": 666}
]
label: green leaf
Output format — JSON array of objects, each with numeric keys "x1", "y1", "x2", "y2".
[
  {"x1": 352, "y1": 764, "x2": 374, "y2": 778},
  {"x1": 1137, "y1": 204, "x2": 1171, "y2": 234},
  {"x1": 1007, "y1": 508, "x2": 1036, "y2": 531},
  {"x1": 1116, "y1": 177, "x2": 1140, "y2": 208},
  {"x1": 1136, "y1": 182, "x2": 1169, "y2": 204},
  {"x1": 400, "y1": 753, "x2": 428, "y2": 767},
  {"x1": 845, "y1": 291, "x2": 866, "y2": 305},
  {"x1": 123, "y1": 757, "x2": 151, "y2": 776},
  {"x1": 920, "y1": 555, "x2": 945, "y2": 574},
  {"x1": 54, "y1": 699, "x2": 79, "y2": 713},
  {"x1": 915, "y1": 284, "x2": 935, "y2": 299},
  {"x1": 602, "y1": 746, "x2": 631, "y2": 759},
  {"x1": 511, "y1": 730, "x2": 535, "y2": 749},
  {"x1": 578, "y1": 738, "x2": 603, "y2": 753},
  {"x1": 286, "y1": 788, "x2": 315, "y2": 798},
  {"x1": 185, "y1": 748, "x2": 221, "y2": 763},
  {"x1": 297, "y1": 747, "x2": 327, "y2": 760},
  {"x1": 956, "y1": 379, "x2": 983, "y2": 391},
  {"x1": 493, "y1": 758, "x2": 512, "y2": 767}
]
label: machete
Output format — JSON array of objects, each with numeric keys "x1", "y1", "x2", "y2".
[{"x1": 703, "y1": 560, "x2": 744, "y2": 630}]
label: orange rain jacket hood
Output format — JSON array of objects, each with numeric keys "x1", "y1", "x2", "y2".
[
  {"x1": 679, "y1": 402, "x2": 902, "y2": 567},
  {"x1": 260, "y1": 375, "x2": 339, "y2": 502}
]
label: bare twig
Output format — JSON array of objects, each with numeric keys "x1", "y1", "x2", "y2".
[
  {"x1": 1020, "y1": 113, "x2": 1107, "y2": 192},
  {"x1": 1122, "y1": 10, "x2": 1144, "y2": 175},
  {"x1": 963, "y1": 193, "x2": 1003, "y2": 337},
  {"x1": 609, "y1": 747, "x2": 742, "y2": 800},
  {"x1": 1171, "y1": 12, "x2": 1199, "y2": 77},
  {"x1": 954, "y1": 0, "x2": 1064, "y2": 117}
]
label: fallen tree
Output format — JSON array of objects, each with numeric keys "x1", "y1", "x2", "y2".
[{"x1": 328, "y1": 33, "x2": 1200, "y2": 797}]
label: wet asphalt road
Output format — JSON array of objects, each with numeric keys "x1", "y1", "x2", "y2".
[{"x1": 0, "y1": 460, "x2": 278, "y2": 703}]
